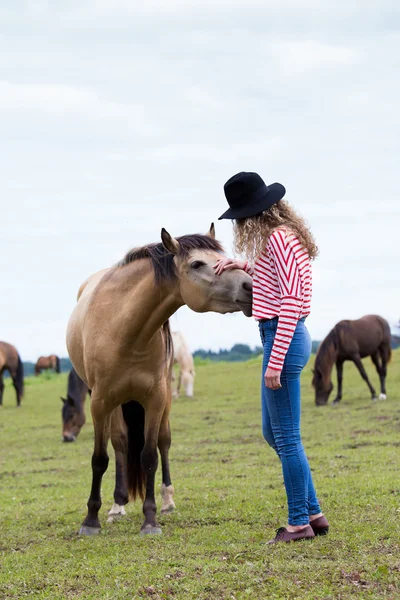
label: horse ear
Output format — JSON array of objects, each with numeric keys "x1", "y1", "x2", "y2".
[
  {"x1": 67, "y1": 396, "x2": 75, "y2": 407},
  {"x1": 60, "y1": 397, "x2": 67, "y2": 404},
  {"x1": 161, "y1": 228, "x2": 180, "y2": 255},
  {"x1": 207, "y1": 223, "x2": 216, "y2": 239}
]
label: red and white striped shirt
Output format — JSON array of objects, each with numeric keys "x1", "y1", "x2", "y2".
[{"x1": 244, "y1": 228, "x2": 312, "y2": 371}]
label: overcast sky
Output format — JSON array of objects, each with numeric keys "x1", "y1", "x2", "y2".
[{"x1": 1, "y1": 1, "x2": 399, "y2": 361}]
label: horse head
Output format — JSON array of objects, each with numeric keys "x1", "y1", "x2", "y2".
[
  {"x1": 61, "y1": 395, "x2": 86, "y2": 442},
  {"x1": 312, "y1": 366, "x2": 333, "y2": 406},
  {"x1": 161, "y1": 224, "x2": 253, "y2": 317}
]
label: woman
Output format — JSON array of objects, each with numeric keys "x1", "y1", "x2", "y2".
[{"x1": 214, "y1": 171, "x2": 329, "y2": 543}]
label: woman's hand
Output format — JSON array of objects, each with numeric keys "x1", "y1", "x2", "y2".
[
  {"x1": 214, "y1": 257, "x2": 246, "y2": 276},
  {"x1": 264, "y1": 367, "x2": 282, "y2": 390}
]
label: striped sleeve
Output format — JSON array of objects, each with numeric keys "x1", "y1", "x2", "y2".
[{"x1": 267, "y1": 230, "x2": 302, "y2": 371}]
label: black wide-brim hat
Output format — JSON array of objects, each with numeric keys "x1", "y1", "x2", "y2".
[{"x1": 218, "y1": 171, "x2": 286, "y2": 220}]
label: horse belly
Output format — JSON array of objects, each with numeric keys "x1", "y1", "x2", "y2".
[{"x1": 358, "y1": 337, "x2": 383, "y2": 358}]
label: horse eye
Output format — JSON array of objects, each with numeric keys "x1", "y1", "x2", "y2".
[{"x1": 191, "y1": 261, "x2": 205, "y2": 270}]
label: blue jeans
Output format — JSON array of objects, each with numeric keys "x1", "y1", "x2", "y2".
[{"x1": 259, "y1": 317, "x2": 321, "y2": 525}]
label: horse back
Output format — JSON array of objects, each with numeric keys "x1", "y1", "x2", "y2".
[
  {"x1": 337, "y1": 315, "x2": 390, "y2": 358},
  {"x1": 0, "y1": 342, "x2": 19, "y2": 371}
]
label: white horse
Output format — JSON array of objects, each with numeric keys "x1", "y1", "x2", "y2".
[{"x1": 171, "y1": 331, "x2": 195, "y2": 398}]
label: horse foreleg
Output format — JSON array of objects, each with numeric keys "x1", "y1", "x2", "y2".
[
  {"x1": 79, "y1": 404, "x2": 110, "y2": 536},
  {"x1": 352, "y1": 355, "x2": 377, "y2": 400},
  {"x1": 140, "y1": 405, "x2": 163, "y2": 535},
  {"x1": 332, "y1": 360, "x2": 343, "y2": 404},
  {"x1": 0, "y1": 375, "x2": 4, "y2": 407},
  {"x1": 108, "y1": 407, "x2": 129, "y2": 523},
  {"x1": 158, "y1": 412, "x2": 175, "y2": 514},
  {"x1": 182, "y1": 370, "x2": 194, "y2": 397}
]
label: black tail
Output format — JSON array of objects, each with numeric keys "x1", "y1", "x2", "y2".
[
  {"x1": 121, "y1": 401, "x2": 146, "y2": 501},
  {"x1": 15, "y1": 354, "x2": 24, "y2": 398},
  {"x1": 55, "y1": 356, "x2": 61, "y2": 373}
]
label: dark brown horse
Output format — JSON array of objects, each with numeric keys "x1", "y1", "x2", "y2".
[
  {"x1": 35, "y1": 354, "x2": 61, "y2": 375},
  {"x1": 0, "y1": 341, "x2": 24, "y2": 407},
  {"x1": 67, "y1": 225, "x2": 252, "y2": 536},
  {"x1": 312, "y1": 315, "x2": 391, "y2": 405},
  {"x1": 61, "y1": 368, "x2": 89, "y2": 442}
]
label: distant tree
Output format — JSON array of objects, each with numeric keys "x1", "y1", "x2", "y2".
[
  {"x1": 230, "y1": 344, "x2": 252, "y2": 355},
  {"x1": 193, "y1": 340, "x2": 322, "y2": 362}
]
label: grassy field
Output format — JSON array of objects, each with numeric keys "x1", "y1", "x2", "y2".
[{"x1": 0, "y1": 353, "x2": 399, "y2": 599}]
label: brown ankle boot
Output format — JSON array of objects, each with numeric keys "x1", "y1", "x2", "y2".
[
  {"x1": 268, "y1": 525, "x2": 315, "y2": 544},
  {"x1": 310, "y1": 515, "x2": 329, "y2": 536}
]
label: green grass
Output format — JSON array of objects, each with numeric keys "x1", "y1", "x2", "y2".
[{"x1": 1, "y1": 353, "x2": 400, "y2": 599}]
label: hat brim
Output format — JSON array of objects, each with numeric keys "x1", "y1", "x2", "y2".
[{"x1": 218, "y1": 182, "x2": 286, "y2": 220}]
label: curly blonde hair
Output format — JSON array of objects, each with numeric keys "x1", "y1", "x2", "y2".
[{"x1": 233, "y1": 199, "x2": 318, "y2": 265}]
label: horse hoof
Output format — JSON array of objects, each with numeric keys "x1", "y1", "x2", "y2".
[
  {"x1": 107, "y1": 503, "x2": 127, "y2": 523},
  {"x1": 161, "y1": 504, "x2": 175, "y2": 515},
  {"x1": 140, "y1": 525, "x2": 162, "y2": 536},
  {"x1": 379, "y1": 393, "x2": 387, "y2": 401},
  {"x1": 372, "y1": 396, "x2": 378, "y2": 402},
  {"x1": 107, "y1": 514, "x2": 124, "y2": 523},
  {"x1": 79, "y1": 525, "x2": 101, "y2": 536}
]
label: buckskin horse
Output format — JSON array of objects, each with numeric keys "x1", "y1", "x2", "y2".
[
  {"x1": 0, "y1": 341, "x2": 24, "y2": 407},
  {"x1": 35, "y1": 355, "x2": 61, "y2": 375},
  {"x1": 61, "y1": 367, "x2": 89, "y2": 442},
  {"x1": 66, "y1": 224, "x2": 252, "y2": 536},
  {"x1": 312, "y1": 315, "x2": 391, "y2": 405}
]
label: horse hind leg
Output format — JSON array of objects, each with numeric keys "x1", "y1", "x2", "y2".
[
  {"x1": 140, "y1": 403, "x2": 165, "y2": 535},
  {"x1": 352, "y1": 354, "x2": 377, "y2": 401},
  {"x1": 377, "y1": 346, "x2": 390, "y2": 400},
  {"x1": 158, "y1": 413, "x2": 175, "y2": 514},
  {"x1": 79, "y1": 403, "x2": 111, "y2": 536},
  {"x1": 0, "y1": 375, "x2": 4, "y2": 407},
  {"x1": 171, "y1": 369, "x2": 178, "y2": 399},
  {"x1": 10, "y1": 372, "x2": 21, "y2": 407},
  {"x1": 176, "y1": 369, "x2": 182, "y2": 398},
  {"x1": 107, "y1": 407, "x2": 129, "y2": 523}
]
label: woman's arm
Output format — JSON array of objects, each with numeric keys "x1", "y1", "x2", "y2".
[
  {"x1": 213, "y1": 257, "x2": 253, "y2": 276},
  {"x1": 267, "y1": 230, "x2": 302, "y2": 372}
]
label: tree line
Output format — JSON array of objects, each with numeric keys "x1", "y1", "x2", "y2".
[{"x1": 8, "y1": 335, "x2": 400, "y2": 375}]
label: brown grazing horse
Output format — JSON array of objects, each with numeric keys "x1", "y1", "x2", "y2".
[
  {"x1": 67, "y1": 225, "x2": 252, "y2": 536},
  {"x1": 35, "y1": 355, "x2": 61, "y2": 375},
  {"x1": 0, "y1": 342, "x2": 24, "y2": 407},
  {"x1": 61, "y1": 368, "x2": 89, "y2": 442},
  {"x1": 312, "y1": 315, "x2": 392, "y2": 406}
]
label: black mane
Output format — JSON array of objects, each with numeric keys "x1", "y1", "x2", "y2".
[
  {"x1": 118, "y1": 234, "x2": 224, "y2": 284},
  {"x1": 314, "y1": 327, "x2": 339, "y2": 377}
]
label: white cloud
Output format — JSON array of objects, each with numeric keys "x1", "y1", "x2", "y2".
[{"x1": 271, "y1": 41, "x2": 361, "y2": 74}]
